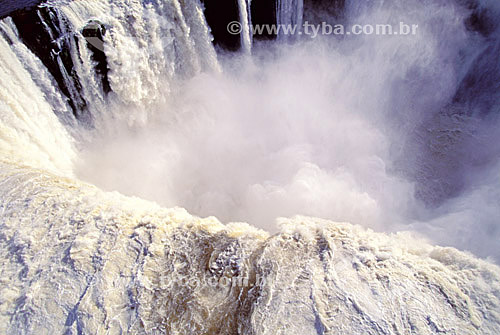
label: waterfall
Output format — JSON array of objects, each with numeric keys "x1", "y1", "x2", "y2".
[
  {"x1": 0, "y1": 17, "x2": 76, "y2": 175},
  {"x1": 0, "y1": 0, "x2": 220, "y2": 172},
  {"x1": 1, "y1": 0, "x2": 500, "y2": 334},
  {"x1": 238, "y1": 0, "x2": 252, "y2": 53},
  {"x1": 276, "y1": 0, "x2": 303, "y2": 39},
  {"x1": 1, "y1": 0, "x2": 219, "y2": 127}
]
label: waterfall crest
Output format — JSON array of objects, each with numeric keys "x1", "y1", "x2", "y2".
[{"x1": 1, "y1": 0, "x2": 500, "y2": 334}]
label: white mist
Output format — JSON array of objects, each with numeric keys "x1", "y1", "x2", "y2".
[{"x1": 76, "y1": 0, "x2": 500, "y2": 261}]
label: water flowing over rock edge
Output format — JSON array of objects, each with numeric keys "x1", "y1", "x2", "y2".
[
  {"x1": 1, "y1": 0, "x2": 500, "y2": 333},
  {"x1": 0, "y1": 161, "x2": 499, "y2": 334}
]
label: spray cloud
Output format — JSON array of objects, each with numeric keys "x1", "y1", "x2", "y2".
[{"x1": 76, "y1": 0, "x2": 500, "y2": 262}]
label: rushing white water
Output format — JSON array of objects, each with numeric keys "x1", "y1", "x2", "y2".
[
  {"x1": 72, "y1": 0, "x2": 500, "y2": 262},
  {"x1": 50, "y1": 0, "x2": 218, "y2": 113},
  {"x1": 0, "y1": 17, "x2": 76, "y2": 176},
  {"x1": 276, "y1": 0, "x2": 303, "y2": 39},
  {"x1": 1, "y1": 161, "x2": 499, "y2": 334},
  {"x1": 238, "y1": 0, "x2": 252, "y2": 53},
  {"x1": 0, "y1": 0, "x2": 500, "y2": 333}
]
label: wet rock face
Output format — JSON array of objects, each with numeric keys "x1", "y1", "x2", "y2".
[
  {"x1": 452, "y1": 1, "x2": 500, "y2": 117},
  {"x1": 453, "y1": 41, "x2": 500, "y2": 117},
  {"x1": 9, "y1": 6, "x2": 89, "y2": 120},
  {"x1": 303, "y1": 0, "x2": 345, "y2": 24},
  {"x1": 0, "y1": 0, "x2": 42, "y2": 19},
  {"x1": 1, "y1": 4, "x2": 113, "y2": 122},
  {"x1": 202, "y1": 0, "x2": 242, "y2": 51},
  {"x1": 465, "y1": 8, "x2": 497, "y2": 36},
  {"x1": 82, "y1": 20, "x2": 111, "y2": 94},
  {"x1": 250, "y1": 0, "x2": 277, "y2": 41},
  {"x1": 457, "y1": 0, "x2": 499, "y2": 36}
]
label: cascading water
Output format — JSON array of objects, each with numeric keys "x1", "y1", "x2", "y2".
[
  {"x1": 276, "y1": 0, "x2": 303, "y2": 39},
  {"x1": 0, "y1": 0, "x2": 500, "y2": 334},
  {"x1": 238, "y1": 0, "x2": 252, "y2": 52}
]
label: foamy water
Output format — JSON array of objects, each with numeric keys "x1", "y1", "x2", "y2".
[{"x1": 0, "y1": 0, "x2": 500, "y2": 333}]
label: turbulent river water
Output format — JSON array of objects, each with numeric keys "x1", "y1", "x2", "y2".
[{"x1": 0, "y1": 0, "x2": 500, "y2": 334}]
